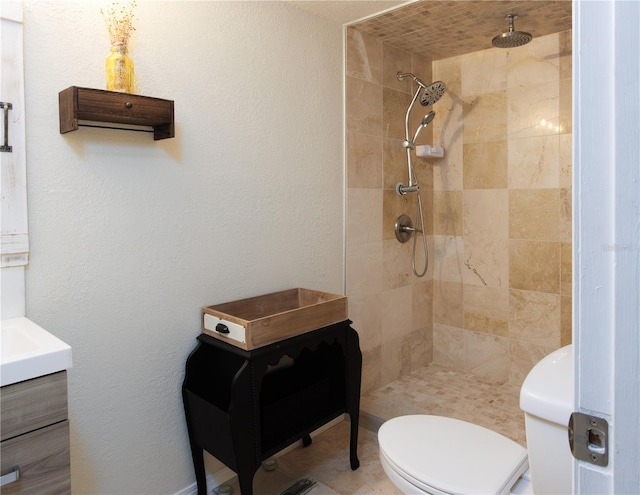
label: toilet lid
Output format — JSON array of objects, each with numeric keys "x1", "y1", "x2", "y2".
[{"x1": 378, "y1": 415, "x2": 528, "y2": 495}]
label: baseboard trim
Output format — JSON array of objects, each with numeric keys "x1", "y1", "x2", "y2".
[{"x1": 173, "y1": 466, "x2": 236, "y2": 495}]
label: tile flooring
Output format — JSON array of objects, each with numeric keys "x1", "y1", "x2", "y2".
[{"x1": 215, "y1": 363, "x2": 526, "y2": 495}]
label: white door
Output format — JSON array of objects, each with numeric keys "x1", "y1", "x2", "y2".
[{"x1": 574, "y1": 0, "x2": 640, "y2": 492}]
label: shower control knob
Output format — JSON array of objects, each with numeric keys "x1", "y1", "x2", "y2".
[{"x1": 402, "y1": 139, "x2": 415, "y2": 150}]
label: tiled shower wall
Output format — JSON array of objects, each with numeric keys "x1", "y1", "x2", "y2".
[
  {"x1": 347, "y1": 27, "x2": 573, "y2": 394},
  {"x1": 345, "y1": 28, "x2": 435, "y2": 395},
  {"x1": 430, "y1": 30, "x2": 573, "y2": 385}
]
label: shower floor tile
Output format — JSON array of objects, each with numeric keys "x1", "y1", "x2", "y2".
[{"x1": 360, "y1": 362, "x2": 526, "y2": 446}]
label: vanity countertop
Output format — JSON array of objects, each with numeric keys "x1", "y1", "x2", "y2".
[{"x1": 0, "y1": 317, "x2": 72, "y2": 387}]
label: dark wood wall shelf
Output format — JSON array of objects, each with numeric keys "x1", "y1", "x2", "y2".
[{"x1": 58, "y1": 86, "x2": 174, "y2": 140}]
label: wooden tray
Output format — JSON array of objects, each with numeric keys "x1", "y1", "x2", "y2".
[{"x1": 202, "y1": 288, "x2": 348, "y2": 350}]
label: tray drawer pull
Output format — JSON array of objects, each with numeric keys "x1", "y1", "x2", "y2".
[{"x1": 215, "y1": 323, "x2": 230, "y2": 334}]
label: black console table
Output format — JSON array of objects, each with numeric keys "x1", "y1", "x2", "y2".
[{"x1": 182, "y1": 320, "x2": 362, "y2": 495}]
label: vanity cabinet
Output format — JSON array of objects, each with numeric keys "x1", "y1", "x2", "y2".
[
  {"x1": 182, "y1": 320, "x2": 362, "y2": 495},
  {"x1": 0, "y1": 372, "x2": 71, "y2": 494}
]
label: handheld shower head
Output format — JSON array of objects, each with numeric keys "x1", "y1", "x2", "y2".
[
  {"x1": 420, "y1": 81, "x2": 446, "y2": 106},
  {"x1": 422, "y1": 111, "x2": 436, "y2": 126},
  {"x1": 412, "y1": 111, "x2": 436, "y2": 143}
]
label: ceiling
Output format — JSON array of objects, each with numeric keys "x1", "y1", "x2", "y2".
[
  {"x1": 287, "y1": 1, "x2": 408, "y2": 25},
  {"x1": 290, "y1": 0, "x2": 572, "y2": 61}
]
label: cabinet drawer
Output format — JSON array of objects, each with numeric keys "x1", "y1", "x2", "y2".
[
  {"x1": 0, "y1": 420, "x2": 70, "y2": 495},
  {"x1": 75, "y1": 87, "x2": 173, "y2": 126},
  {"x1": 1, "y1": 372, "x2": 68, "y2": 442}
]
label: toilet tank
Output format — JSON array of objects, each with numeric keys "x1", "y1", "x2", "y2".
[{"x1": 520, "y1": 345, "x2": 574, "y2": 495}]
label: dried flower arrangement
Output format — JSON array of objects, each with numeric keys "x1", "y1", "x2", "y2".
[{"x1": 101, "y1": 1, "x2": 137, "y2": 45}]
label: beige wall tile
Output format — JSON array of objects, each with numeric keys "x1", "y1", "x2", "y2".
[
  {"x1": 560, "y1": 188, "x2": 572, "y2": 243},
  {"x1": 383, "y1": 137, "x2": 407, "y2": 190},
  {"x1": 507, "y1": 80, "x2": 559, "y2": 139},
  {"x1": 559, "y1": 133, "x2": 572, "y2": 188},
  {"x1": 433, "y1": 280, "x2": 464, "y2": 327},
  {"x1": 433, "y1": 190, "x2": 463, "y2": 235},
  {"x1": 508, "y1": 340, "x2": 554, "y2": 386},
  {"x1": 509, "y1": 289, "x2": 561, "y2": 347},
  {"x1": 463, "y1": 189, "x2": 508, "y2": 238},
  {"x1": 383, "y1": 87, "x2": 412, "y2": 140},
  {"x1": 508, "y1": 135, "x2": 560, "y2": 189},
  {"x1": 381, "y1": 285, "x2": 413, "y2": 341},
  {"x1": 381, "y1": 338, "x2": 403, "y2": 384},
  {"x1": 462, "y1": 189, "x2": 508, "y2": 288},
  {"x1": 463, "y1": 237, "x2": 509, "y2": 288},
  {"x1": 561, "y1": 242, "x2": 572, "y2": 297},
  {"x1": 433, "y1": 57, "x2": 463, "y2": 192},
  {"x1": 463, "y1": 90, "x2": 508, "y2": 143},
  {"x1": 346, "y1": 241, "x2": 383, "y2": 296},
  {"x1": 464, "y1": 330, "x2": 509, "y2": 383},
  {"x1": 433, "y1": 323, "x2": 465, "y2": 369},
  {"x1": 400, "y1": 334, "x2": 413, "y2": 376},
  {"x1": 509, "y1": 189, "x2": 560, "y2": 241},
  {"x1": 433, "y1": 56, "x2": 461, "y2": 96},
  {"x1": 461, "y1": 48, "x2": 507, "y2": 96},
  {"x1": 347, "y1": 132, "x2": 382, "y2": 189},
  {"x1": 463, "y1": 140, "x2": 508, "y2": 189},
  {"x1": 412, "y1": 279, "x2": 432, "y2": 331},
  {"x1": 432, "y1": 235, "x2": 464, "y2": 284},
  {"x1": 464, "y1": 284, "x2": 509, "y2": 336},
  {"x1": 559, "y1": 78, "x2": 572, "y2": 134},
  {"x1": 507, "y1": 33, "x2": 559, "y2": 88},
  {"x1": 509, "y1": 240, "x2": 560, "y2": 293},
  {"x1": 433, "y1": 131, "x2": 463, "y2": 192},
  {"x1": 383, "y1": 239, "x2": 412, "y2": 290},
  {"x1": 408, "y1": 327, "x2": 433, "y2": 370},
  {"x1": 414, "y1": 153, "x2": 434, "y2": 191},
  {"x1": 348, "y1": 292, "x2": 383, "y2": 352},
  {"x1": 361, "y1": 346, "x2": 382, "y2": 394},
  {"x1": 383, "y1": 189, "x2": 415, "y2": 240},
  {"x1": 346, "y1": 28, "x2": 383, "y2": 85},
  {"x1": 412, "y1": 53, "x2": 432, "y2": 89},
  {"x1": 346, "y1": 76, "x2": 383, "y2": 136},
  {"x1": 559, "y1": 30, "x2": 572, "y2": 80},
  {"x1": 347, "y1": 188, "x2": 382, "y2": 245},
  {"x1": 383, "y1": 43, "x2": 412, "y2": 93}
]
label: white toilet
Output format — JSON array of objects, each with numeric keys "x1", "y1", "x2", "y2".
[{"x1": 378, "y1": 345, "x2": 574, "y2": 495}]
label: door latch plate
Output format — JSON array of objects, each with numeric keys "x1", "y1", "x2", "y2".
[{"x1": 568, "y1": 412, "x2": 609, "y2": 466}]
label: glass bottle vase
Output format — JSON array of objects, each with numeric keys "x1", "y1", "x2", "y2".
[{"x1": 106, "y1": 42, "x2": 134, "y2": 93}]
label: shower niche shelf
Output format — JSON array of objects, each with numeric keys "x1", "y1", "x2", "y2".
[{"x1": 58, "y1": 86, "x2": 174, "y2": 140}]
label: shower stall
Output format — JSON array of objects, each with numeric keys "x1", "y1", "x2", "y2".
[{"x1": 345, "y1": 2, "x2": 572, "y2": 395}]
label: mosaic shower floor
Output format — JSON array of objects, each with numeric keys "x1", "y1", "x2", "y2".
[
  {"x1": 217, "y1": 363, "x2": 525, "y2": 494},
  {"x1": 360, "y1": 362, "x2": 526, "y2": 446}
]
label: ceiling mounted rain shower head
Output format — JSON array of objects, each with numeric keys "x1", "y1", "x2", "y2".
[
  {"x1": 492, "y1": 14, "x2": 532, "y2": 49},
  {"x1": 420, "y1": 81, "x2": 446, "y2": 106}
]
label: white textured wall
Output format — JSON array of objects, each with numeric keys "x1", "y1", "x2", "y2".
[{"x1": 22, "y1": 1, "x2": 344, "y2": 493}]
